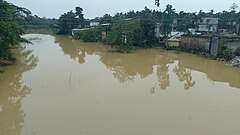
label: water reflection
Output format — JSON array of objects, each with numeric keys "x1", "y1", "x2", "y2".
[
  {"x1": 0, "y1": 47, "x2": 38, "y2": 135},
  {"x1": 55, "y1": 36, "x2": 240, "y2": 90},
  {"x1": 176, "y1": 53, "x2": 240, "y2": 89},
  {"x1": 155, "y1": 55, "x2": 174, "y2": 90},
  {"x1": 55, "y1": 36, "x2": 107, "y2": 64},
  {"x1": 100, "y1": 50, "x2": 158, "y2": 83},
  {"x1": 173, "y1": 66, "x2": 196, "y2": 90}
]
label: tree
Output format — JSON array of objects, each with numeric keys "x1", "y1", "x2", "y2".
[
  {"x1": 23, "y1": 15, "x2": 57, "y2": 29},
  {"x1": 140, "y1": 7, "x2": 157, "y2": 46},
  {"x1": 106, "y1": 18, "x2": 145, "y2": 52},
  {"x1": 177, "y1": 12, "x2": 197, "y2": 32},
  {"x1": 0, "y1": 0, "x2": 31, "y2": 65},
  {"x1": 58, "y1": 11, "x2": 77, "y2": 34},
  {"x1": 75, "y1": 7, "x2": 83, "y2": 19},
  {"x1": 99, "y1": 14, "x2": 113, "y2": 24},
  {"x1": 230, "y1": 3, "x2": 239, "y2": 12},
  {"x1": 58, "y1": 7, "x2": 85, "y2": 35},
  {"x1": 218, "y1": 10, "x2": 240, "y2": 30},
  {"x1": 160, "y1": 4, "x2": 176, "y2": 36}
]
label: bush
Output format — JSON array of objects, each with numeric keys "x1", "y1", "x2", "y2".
[
  {"x1": 73, "y1": 31, "x2": 84, "y2": 40},
  {"x1": 174, "y1": 47, "x2": 181, "y2": 54},
  {"x1": 81, "y1": 28, "x2": 101, "y2": 42},
  {"x1": 116, "y1": 44, "x2": 135, "y2": 53},
  {"x1": 0, "y1": 70, "x2": 4, "y2": 73},
  {"x1": 223, "y1": 48, "x2": 234, "y2": 61},
  {"x1": 72, "y1": 28, "x2": 101, "y2": 42}
]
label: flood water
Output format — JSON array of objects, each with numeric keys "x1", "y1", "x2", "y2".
[{"x1": 1, "y1": 34, "x2": 240, "y2": 135}]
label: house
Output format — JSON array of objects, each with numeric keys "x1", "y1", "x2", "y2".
[
  {"x1": 165, "y1": 37, "x2": 180, "y2": 47},
  {"x1": 71, "y1": 28, "x2": 90, "y2": 36},
  {"x1": 197, "y1": 17, "x2": 219, "y2": 32},
  {"x1": 90, "y1": 22, "x2": 100, "y2": 27},
  {"x1": 188, "y1": 28, "x2": 201, "y2": 35},
  {"x1": 170, "y1": 31, "x2": 185, "y2": 38}
]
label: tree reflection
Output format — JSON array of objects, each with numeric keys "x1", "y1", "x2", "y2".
[
  {"x1": 112, "y1": 66, "x2": 135, "y2": 83},
  {"x1": 55, "y1": 36, "x2": 161, "y2": 83},
  {"x1": 100, "y1": 50, "x2": 157, "y2": 83},
  {"x1": 0, "y1": 47, "x2": 38, "y2": 135},
  {"x1": 54, "y1": 36, "x2": 240, "y2": 90},
  {"x1": 173, "y1": 66, "x2": 195, "y2": 90},
  {"x1": 55, "y1": 36, "x2": 107, "y2": 64},
  {"x1": 157, "y1": 65, "x2": 170, "y2": 90},
  {"x1": 55, "y1": 37, "x2": 175, "y2": 86}
]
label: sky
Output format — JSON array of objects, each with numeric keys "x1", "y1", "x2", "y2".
[{"x1": 7, "y1": 0, "x2": 240, "y2": 19}]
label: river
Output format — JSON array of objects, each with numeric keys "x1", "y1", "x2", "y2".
[{"x1": 0, "y1": 34, "x2": 240, "y2": 135}]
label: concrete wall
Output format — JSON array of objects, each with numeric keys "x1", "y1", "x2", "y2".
[
  {"x1": 198, "y1": 25, "x2": 209, "y2": 32},
  {"x1": 237, "y1": 24, "x2": 240, "y2": 36},
  {"x1": 227, "y1": 42, "x2": 240, "y2": 51},
  {"x1": 90, "y1": 22, "x2": 100, "y2": 27},
  {"x1": 210, "y1": 36, "x2": 220, "y2": 56},
  {"x1": 180, "y1": 36, "x2": 210, "y2": 51},
  {"x1": 181, "y1": 36, "x2": 240, "y2": 54},
  {"x1": 220, "y1": 37, "x2": 240, "y2": 52}
]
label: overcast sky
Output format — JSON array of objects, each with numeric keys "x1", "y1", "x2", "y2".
[{"x1": 7, "y1": 0, "x2": 240, "y2": 19}]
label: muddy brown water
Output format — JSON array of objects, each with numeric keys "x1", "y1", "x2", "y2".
[{"x1": 0, "y1": 34, "x2": 240, "y2": 135}]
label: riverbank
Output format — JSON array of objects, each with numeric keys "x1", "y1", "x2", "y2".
[
  {"x1": 70, "y1": 27, "x2": 240, "y2": 67},
  {"x1": 230, "y1": 57, "x2": 240, "y2": 67},
  {"x1": 169, "y1": 47, "x2": 240, "y2": 67},
  {"x1": 71, "y1": 33, "x2": 240, "y2": 68}
]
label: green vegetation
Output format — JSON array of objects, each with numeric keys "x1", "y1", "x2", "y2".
[
  {"x1": 72, "y1": 31, "x2": 84, "y2": 40},
  {"x1": 106, "y1": 18, "x2": 144, "y2": 52},
  {"x1": 223, "y1": 48, "x2": 234, "y2": 61},
  {"x1": 160, "y1": 5, "x2": 176, "y2": 35},
  {"x1": 24, "y1": 15, "x2": 57, "y2": 29},
  {"x1": 73, "y1": 28, "x2": 101, "y2": 42},
  {"x1": 58, "y1": 7, "x2": 86, "y2": 35},
  {"x1": 140, "y1": 7, "x2": 158, "y2": 46},
  {"x1": 82, "y1": 28, "x2": 101, "y2": 42},
  {"x1": 0, "y1": 0, "x2": 30, "y2": 66}
]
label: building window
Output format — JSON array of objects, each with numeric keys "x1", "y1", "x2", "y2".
[{"x1": 207, "y1": 19, "x2": 210, "y2": 23}]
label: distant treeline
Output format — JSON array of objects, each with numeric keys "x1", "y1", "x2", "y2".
[{"x1": 23, "y1": 15, "x2": 57, "y2": 29}]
